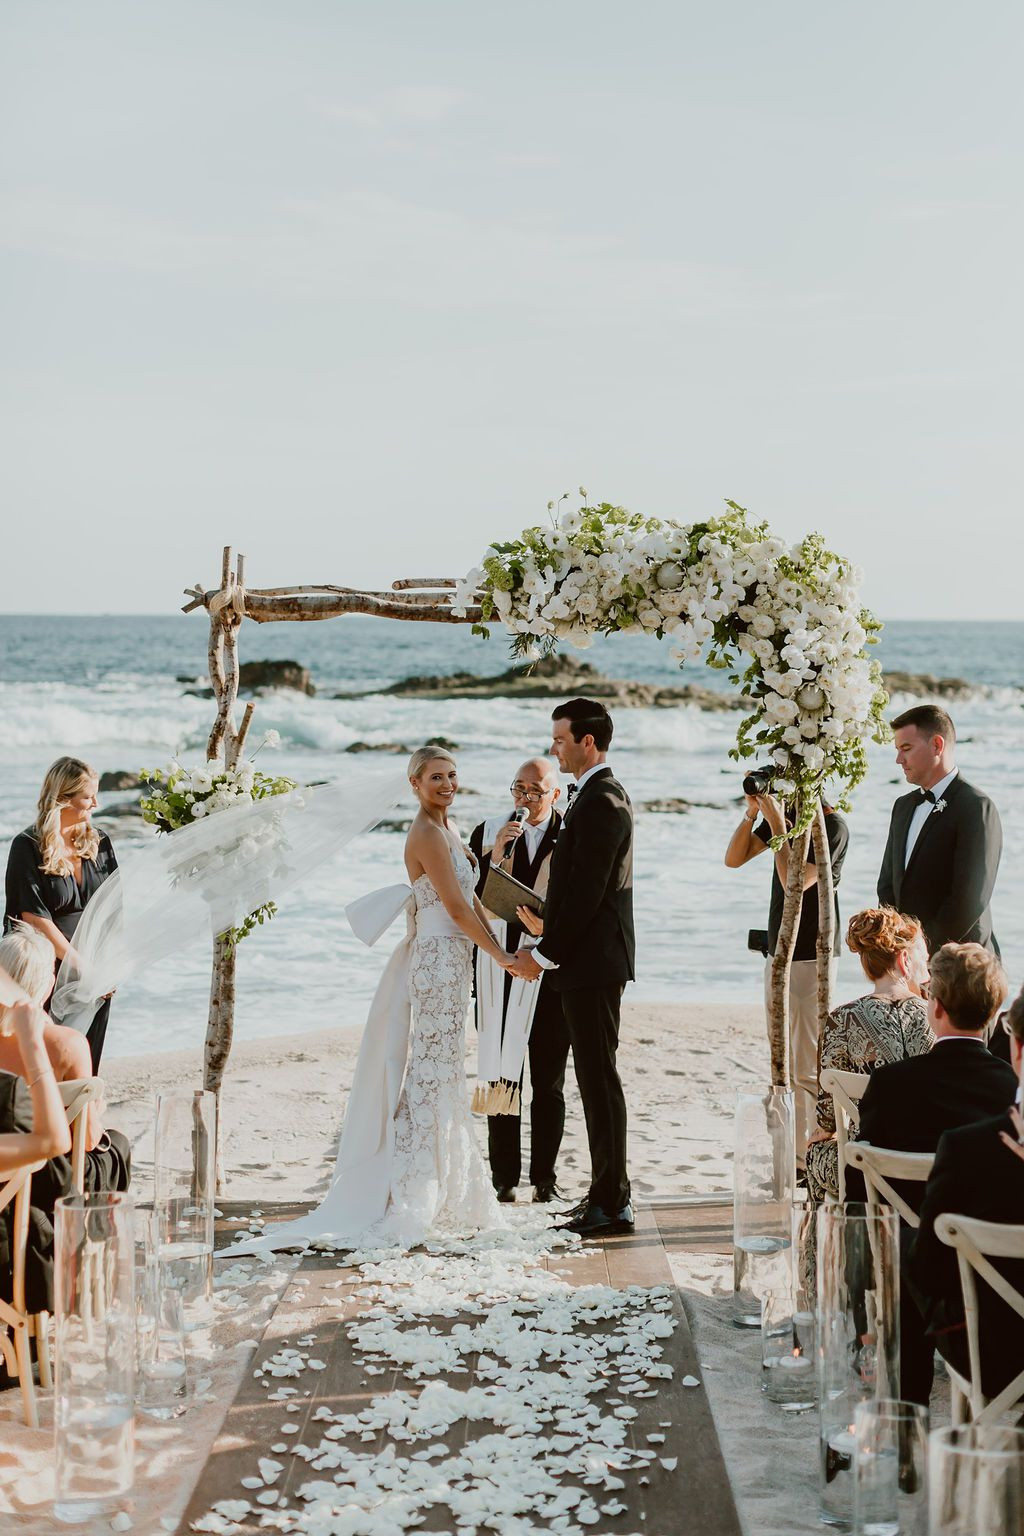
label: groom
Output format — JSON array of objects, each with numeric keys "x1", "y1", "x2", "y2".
[{"x1": 509, "y1": 699, "x2": 636, "y2": 1236}]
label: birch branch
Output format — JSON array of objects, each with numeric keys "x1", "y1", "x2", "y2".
[
  {"x1": 767, "y1": 820, "x2": 812, "y2": 1088},
  {"x1": 810, "y1": 800, "x2": 836, "y2": 1042}
]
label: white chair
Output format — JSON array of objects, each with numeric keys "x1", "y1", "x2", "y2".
[
  {"x1": 819, "y1": 1068, "x2": 869, "y2": 1200},
  {"x1": 59, "y1": 1078, "x2": 105, "y2": 1196},
  {"x1": 843, "y1": 1142, "x2": 934, "y2": 1229},
  {"x1": 0, "y1": 1159, "x2": 45, "y2": 1427},
  {"x1": 935, "y1": 1213, "x2": 1024, "y2": 1425}
]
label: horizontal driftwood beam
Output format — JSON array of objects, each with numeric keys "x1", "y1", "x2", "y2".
[
  {"x1": 391, "y1": 578, "x2": 459, "y2": 590},
  {"x1": 244, "y1": 592, "x2": 481, "y2": 624}
]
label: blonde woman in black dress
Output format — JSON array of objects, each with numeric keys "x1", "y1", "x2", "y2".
[{"x1": 4, "y1": 757, "x2": 118, "y2": 1069}]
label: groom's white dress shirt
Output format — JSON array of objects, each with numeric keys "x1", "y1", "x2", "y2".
[
  {"x1": 532, "y1": 762, "x2": 612, "y2": 971},
  {"x1": 904, "y1": 768, "x2": 958, "y2": 867}
]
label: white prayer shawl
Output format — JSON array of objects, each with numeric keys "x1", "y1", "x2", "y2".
[{"x1": 472, "y1": 816, "x2": 547, "y2": 1117}]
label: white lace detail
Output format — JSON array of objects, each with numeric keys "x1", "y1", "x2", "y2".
[{"x1": 385, "y1": 854, "x2": 500, "y2": 1243}]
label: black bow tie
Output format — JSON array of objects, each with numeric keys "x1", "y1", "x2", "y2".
[{"x1": 917, "y1": 788, "x2": 936, "y2": 805}]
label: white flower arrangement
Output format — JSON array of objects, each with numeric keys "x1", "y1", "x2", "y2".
[
  {"x1": 139, "y1": 736, "x2": 296, "y2": 947},
  {"x1": 454, "y1": 499, "x2": 889, "y2": 830}
]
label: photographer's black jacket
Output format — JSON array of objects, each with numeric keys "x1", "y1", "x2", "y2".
[{"x1": 753, "y1": 810, "x2": 849, "y2": 960}]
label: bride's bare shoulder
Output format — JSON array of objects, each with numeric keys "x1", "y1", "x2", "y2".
[{"x1": 404, "y1": 815, "x2": 445, "y2": 878}]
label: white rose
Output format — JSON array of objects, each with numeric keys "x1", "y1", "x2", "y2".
[{"x1": 191, "y1": 800, "x2": 208, "y2": 818}]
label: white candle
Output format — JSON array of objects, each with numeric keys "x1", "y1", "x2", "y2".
[{"x1": 828, "y1": 1428, "x2": 856, "y2": 1456}]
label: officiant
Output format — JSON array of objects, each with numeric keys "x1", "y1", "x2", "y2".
[{"x1": 469, "y1": 759, "x2": 569, "y2": 1204}]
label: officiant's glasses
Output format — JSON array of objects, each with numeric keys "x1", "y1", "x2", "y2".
[{"x1": 509, "y1": 781, "x2": 551, "y2": 803}]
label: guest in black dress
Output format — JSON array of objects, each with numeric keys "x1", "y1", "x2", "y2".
[{"x1": 4, "y1": 757, "x2": 118, "y2": 1070}]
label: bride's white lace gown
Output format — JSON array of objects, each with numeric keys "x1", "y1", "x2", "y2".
[{"x1": 229, "y1": 846, "x2": 505, "y2": 1256}]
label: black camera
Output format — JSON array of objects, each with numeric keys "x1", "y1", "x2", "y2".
[
  {"x1": 747, "y1": 929, "x2": 769, "y2": 957},
  {"x1": 742, "y1": 765, "x2": 775, "y2": 797}
]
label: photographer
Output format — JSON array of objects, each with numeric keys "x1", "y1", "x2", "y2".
[{"x1": 724, "y1": 770, "x2": 849, "y2": 1170}]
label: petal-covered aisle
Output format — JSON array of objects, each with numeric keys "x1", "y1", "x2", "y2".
[{"x1": 186, "y1": 1205, "x2": 740, "y2": 1536}]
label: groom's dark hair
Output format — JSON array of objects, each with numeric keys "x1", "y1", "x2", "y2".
[{"x1": 552, "y1": 698, "x2": 613, "y2": 751}]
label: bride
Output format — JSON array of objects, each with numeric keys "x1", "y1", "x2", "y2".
[{"x1": 229, "y1": 746, "x2": 519, "y2": 1256}]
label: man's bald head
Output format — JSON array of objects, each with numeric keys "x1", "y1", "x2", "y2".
[{"x1": 510, "y1": 757, "x2": 562, "y2": 824}]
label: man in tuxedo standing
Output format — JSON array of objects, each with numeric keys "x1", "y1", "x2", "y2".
[
  {"x1": 469, "y1": 759, "x2": 569, "y2": 1204},
  {"x1": 509, "y1": 699, "x2": 635, "y2": 1237},
  {"x1": 877, "y1": 703, "x2": 1002, "y2": 955}
]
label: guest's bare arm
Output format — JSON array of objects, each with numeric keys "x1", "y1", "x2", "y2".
[
  {"x1": 0, "y1": 1018, "x2": 103, "y2": 1150},
  {"x1": 17, "y1": 912, "x2": 74, "y2": 963},
  {"x1": 724, "y1": 795, "x2": 769, "y2": 868},
  {"x1": 0, "y1": 1003, "x2": 72, "y2": 1170}
]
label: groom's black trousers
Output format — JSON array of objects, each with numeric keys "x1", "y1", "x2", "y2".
[
  {"x1": 488, "y1": 980, "x2": 569, "y2": 1190},
  {"x1": 561, "y1": 983, "x2": 631, "y2": 1212}
]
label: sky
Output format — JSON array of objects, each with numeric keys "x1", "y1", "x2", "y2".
[{"x1": 1, "y1": 2, "x2": 1022, "y2": 620}]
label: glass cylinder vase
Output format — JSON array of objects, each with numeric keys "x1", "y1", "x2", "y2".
[
  {"x1": 53, "y1": 1192, "x2": 136, "y2": 1526},
  {"x1": 153, "y1": 1089, "x2": 216, "y2": 1329},
  {"x1": 134, "y1": 1206, "x2": 189, "y2": 1420},
  {"x1": 853, "y1": 1398, "x2": 928, "y2": 1536},
  {"x1": 929, "y1": 1426, "x2": 1024, "y2": 1536},
  {"x1": 817, "y1": 1202, "x2": 900, "y2": 1531},
  {"x1": 761, "y1": 1288, "x2": 817, "y2": 1411},
  {"x1": 733, "y1": 1087, "x2": 795, "y2": 1326}
]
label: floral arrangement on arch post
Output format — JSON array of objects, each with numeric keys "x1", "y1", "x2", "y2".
[
  {"x1": 453, "y1": 498, "x2": 889, "y2": 833},
  {"x1": 138, "y1": 731, "x2": 296, "y2": 947}
]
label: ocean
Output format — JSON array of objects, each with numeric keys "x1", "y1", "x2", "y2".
[{"x1": 1, "y1": 614, "x2": 1021, "y2": 1059}]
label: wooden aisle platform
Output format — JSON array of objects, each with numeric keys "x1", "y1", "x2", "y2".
[{"x1": 184, "y1": 1201, "x2": 741, "y2": 1536}]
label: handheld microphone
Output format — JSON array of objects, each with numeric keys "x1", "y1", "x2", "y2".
[{"x1": 503, "y1": 806, "x2": 528, "y2": 859}]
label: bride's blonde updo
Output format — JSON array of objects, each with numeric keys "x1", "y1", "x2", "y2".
[
  {"x1": 407, "y1": 745, "x2": 457, "y2": 785},
  {"x1": 846, "y1": 907, "x2": 922, "y2": 980},
  {"x1": 35, "y1": 757, "x2": 100, "y2": 876}
]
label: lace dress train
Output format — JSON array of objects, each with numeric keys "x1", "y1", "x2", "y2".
[{"x1": 228, "y1": 849, "x2": 505, "y2": 1256}]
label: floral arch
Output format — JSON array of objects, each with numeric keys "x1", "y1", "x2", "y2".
[{"x1": 186, "y1": 500, "x2": 888, "y2": 1126}]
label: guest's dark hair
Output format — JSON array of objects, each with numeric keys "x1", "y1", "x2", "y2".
[
  {"x1": 891, "y1": 704, "x2": 956, "y2": 744},
  {"x1": 846, "y1": 907, "x2": 922, "y2": 980},
  {"x1": 551, "y1": 698, "x2": 613, "y2": 751},
  {"x1": 1005, "y1": 985, "x2": 1024, "y2": 1046},
  {"x1": 928, "y1": 942, "x2": 1006, "y2": 1032}
]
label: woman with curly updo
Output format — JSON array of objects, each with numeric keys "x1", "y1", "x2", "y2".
[
  {"x1": 805, "y1": 907, "x2": 932, "y2": 1204},
  {"x1": 4, "y1": 757, "x2": 118, "y2": 1069}
]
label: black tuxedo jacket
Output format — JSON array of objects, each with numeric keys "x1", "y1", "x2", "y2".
[
  {"x1": 0, "y1": 1071, "x2": 131, "y2": 1313},
  {"x1": 853, "y1": 1039, "x2": 1017, "y2": 1212},
  {"x1": 906, "y1": 1109, "x2": 1024, "y2": 1400},
  {"x1": 470, "y1": 810, "x2": 562, "y2": 955},
  {"x1": 876, "y1": 775, "x2": 1001, "y2": 954},
  {"x1": 539, "y1": 768, "x2": 635, "y2": 993}
]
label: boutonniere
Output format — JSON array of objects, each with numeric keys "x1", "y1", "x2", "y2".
[{"x1": 933, "y1": 798, "x2": 948, "y2": 814}]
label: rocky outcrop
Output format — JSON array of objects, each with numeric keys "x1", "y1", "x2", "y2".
[
  {"x1": 344, "y1": 735, "x2": 460, "y2": 756},
  {"x1": 99, "y1": 771, "x2": 143, "y2": 792},
  {"x1": 881, "y1": 671, "x2": 974, "y2": 700},
  {"x1": 339, "y1": 656, "x2": 741, "y2": 711},
  {"x1": 640, "y1": 797, "x2": 730, "y2": 814},
  {"x1": 238, "y1": 660, "x2": 316, "y2": 696}
]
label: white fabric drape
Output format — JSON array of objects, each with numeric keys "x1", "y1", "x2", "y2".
[{"x1": 50, "y1": 767, "x2": 407, "y2": 1032}]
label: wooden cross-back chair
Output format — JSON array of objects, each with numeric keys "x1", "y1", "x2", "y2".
[
  {"x1": 59, "y1": 1078, "x2": 104, "y2": 1196},
  {"x1": 843, "y1": 1142, "x2": 935, "y2": 1229},
  {"x1": 935, "y1": 1213, "x2": 1024, "y2": 1426},
  {"x1": 819, "y1": 1068, "x2": 869, "y2": 1200},
  {"x1": 0, "y1": 1159, "x2": 45, "y2": 1427}
]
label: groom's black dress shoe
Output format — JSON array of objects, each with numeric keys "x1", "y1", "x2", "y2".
[
  {"x1": 532, "y1": 1182, "x2": 565, "y2": 1204},
  {"x1": 558, "y1": 1201, "x2": 635, "y2": 1237},
  {"x1": 494, "y1": 1187, "x2": 517, "y2": 1204}
]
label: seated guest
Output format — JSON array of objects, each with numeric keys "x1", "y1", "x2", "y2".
[
  {"x1": 856, "y1": 942, "x2": 1016, "y2": 1204},
  {"x1": 0, "y1": 925, "x2": 104, "y2": 1150},
  {"x1": 0, "y1": 989, "x2": 130, "y2": 1317},
  {"x1": 906, "y1": 988, "x2": 1024, "y2": 1405},
  {"x1": 805, "y1": 908, "x2": 932, "y2": 1205},
  {"x1": 854, "y1": 941, "x2": 1015, "y2": 1406},
  {"x1": 0, "y1": 988, "x2": 71, "y2": 1174}
]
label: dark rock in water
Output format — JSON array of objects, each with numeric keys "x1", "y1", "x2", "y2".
[
  {"x1": 176, "y1": 674, "x2": 204, "y2": 685},
  {"x1": 339, "y1": 657, "x2": 741, "y2": 711},
  {"x1": 94, "y1": 797, "x2": 143, "y2": 819},
  {"x1": 238, "y1": 660, "x2": 316, "y2": 696},
  {"x1": 183, "y1": 686, "x2": 215, "y2": 699},
  {"x1": 371, "y1": 815, "x2": 415, "y2": 834},
  {"x1": 641, "y1": 797, "x2": 729, "y2": 814},
  {"x1": 425, "y1": 735, "x2": 460, "y2": 751},
  {"x1": 99, "y1": 771, "x2": 143, "y2": 792},
  {"x1": 345, "y1": 741, "x2": 409, "y2": 754},
  {"x1": 882, "y1": 670, "x2": 974, "y2": 699}
]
